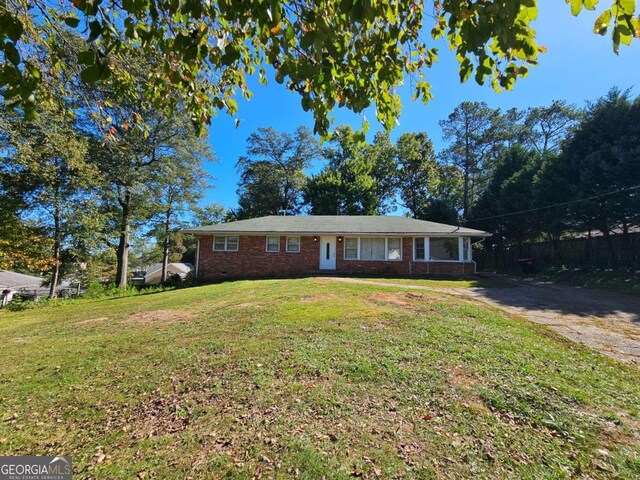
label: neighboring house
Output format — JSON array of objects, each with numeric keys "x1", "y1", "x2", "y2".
[
  {"x1": 0, "y1": 270, "x2": 47, "y2": 306},
  {"x1": 132, "y1": 263, "x2": 192, "y2": 285},
  {"x1": 183, "y1": 215, "x2": 490, "y2": 281}
]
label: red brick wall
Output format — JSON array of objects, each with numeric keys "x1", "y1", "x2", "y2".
[{"x1": 197, "y1": 235, "x2": 475, "y2": 281}]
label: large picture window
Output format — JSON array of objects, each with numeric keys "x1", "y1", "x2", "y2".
[
  {"x1": 429, "y1": 238, "x2": 459, "y2": 261},
  {"x1": 360, "y1": 238, "x2": 386, "y2": 260},
  {"x1": 413, "y1": 237, "x2": 470, "y2": 262},
  {"x1": 343, "y1": 237, "x2": 401, "y2": 261},
  {"x1": 213, "y1": 236, "x2": 239, "y2": 252}
]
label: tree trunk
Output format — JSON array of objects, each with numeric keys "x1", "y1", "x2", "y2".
[
  {"x1": 552, "y1": 233, "x2": 563, "y2": 265},
  {"x1": 601, "y1": 226, "x2": 615, "y2": 263},
  {"x1": 161, "y1": 206, "x2": 172, "y2": 284},
  {"x1": 622, "y1": 220, "x2": 629, "y2": 264},
  {"x1": 463, "y1": 123, "x2": 470, "y2": 217},
  {"x1": 49, "y1": 209, "x2": 61, "y2": 299},
  {"x1": 585, "y1": 230, "x2": 592, "y2": 263},
  {"x1": 115, "y1": 187, "x2": 132, "y2": 288}
]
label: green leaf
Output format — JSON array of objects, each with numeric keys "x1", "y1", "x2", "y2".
[
  {"x1": 77, "y1": 50, "x2": 97, "y2": 66},
  {"x1": 593, "y1": 9, "x2": 612, "y2": 35},
  {"x1": 88, "y1": 20, "x2": 102, "y2": 42},
  {"x1": 80, "y1": 62, "x2": 111, "y2": 83},
  {"x1": 4, "y1": 43, "x2": 20, "y2": 65},
  {"x1": 459, "y1": 58, "x2": 472, "y2": 83},
  {"x1": 284, "y1": 25, "x2": 294, "y2": 41},
  {"x1": 619, "y1": 0, "x2": 636, "y2": 15},
  {"x1": 570, "y1": 0, "x2": 583, "y2": 16},
  {"x1": 64, "y1": 17, "x2": 80, "y2": 28},
  {"x1": 583, "y1": 0, "x2": 598, "y2": 10},
  {"x1": 1, "y1": 14, "x2": 24, "y2": 42}
]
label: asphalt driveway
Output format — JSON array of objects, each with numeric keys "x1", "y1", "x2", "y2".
[{"x1": 328, "y1": 277, "x2": 640, "y2": 366}]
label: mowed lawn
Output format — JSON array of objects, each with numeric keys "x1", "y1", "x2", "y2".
[{"x1": 0, "y1": 279, "x2": 639, "y2": 479}]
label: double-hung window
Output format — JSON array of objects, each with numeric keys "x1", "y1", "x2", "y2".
[
  {"x1": 345, "y1": 238, "x2": 358, "y2": 260},
  {"x1": 462, "y1": 237, "x2": 471, "y2": 261},
  {"x1": 387, "y1": 238, "x2": 402, "y2": 260},
  {"x1": 266, "y1": 236, "x2": 280, "y2": 252},
  {"x1": 286, "y1": 236, "x2": 300, "y2": 253},
  {"x1": 344, "y1": 237, "x2": 402, "y2": 261},
  {"x1": 414, "y1": 238, "x2": 426, "y2": 261},
  {"x1": 213, "y1": 236, "x2": 239, "y2": 252}
]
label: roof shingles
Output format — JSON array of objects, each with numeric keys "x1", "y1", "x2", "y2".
[{"x1": 183, "y1": 215, "x2": 489, "y2": 237}]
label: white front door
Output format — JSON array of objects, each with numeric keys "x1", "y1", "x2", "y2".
[{"x1": 319, "y1": 236, "x2": 336, "y2": 270}]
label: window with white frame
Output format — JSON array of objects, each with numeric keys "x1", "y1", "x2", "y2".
[
  {"x1": 414, "y1": 237, "x2": 426, "y2": 261},
  {"x1": 286, "y1": 236, "x2": 300, "y2": 253},
  {"x1": 213, "y1": 235, "x2": 239, "y2": 252},
  {"x1": 429, "y1": 238, "x2": 459, "y2": 261},
  {"x1": 387, "y1": 238, "x2": 402, "y2": 260},
  {"x1": 345, "y1": 237, "x2": 358, "y2": 259},
  {"x1": 344, "y1": 237, "x2": 402, "y2": 261},
  {"x1": 463, "y1": 237, "x2": 471, "y2": 261},
  {"x1": 414, "y1": 237, "x2": 466, "y2": 261},
  {"x1": 360, "y1": 238, "x2": 386, "y2": 260},
  {"x1": 266, "y1": 236, "x2": 280, "y2": 252}
]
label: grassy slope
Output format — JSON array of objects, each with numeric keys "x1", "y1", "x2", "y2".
[{"x1": 0, "y1": 278, "x2": 638, "y2": 479}]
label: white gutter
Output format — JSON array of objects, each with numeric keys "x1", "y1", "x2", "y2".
[{"x1": 470, "y1": 238, "x2": 488, "y2": 275}]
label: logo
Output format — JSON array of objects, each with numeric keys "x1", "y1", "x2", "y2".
[{"x1": 0, "y1": 456, "x2": 72, "y2": 480}]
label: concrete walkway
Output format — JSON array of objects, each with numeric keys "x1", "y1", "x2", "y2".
[{"x1": 326, "y1": 277, "x2": 640, "y2": 366}]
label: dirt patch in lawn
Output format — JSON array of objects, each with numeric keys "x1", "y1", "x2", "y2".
[
  {"x1": 125, "y1": 310, "x2": 196, "y2": 325},
  {"x1": 449, "y1": 367, "x2": 479, "y2": 388},
  {"x1": 370, "y1": 292, "x2": 437, "y2": 309}
]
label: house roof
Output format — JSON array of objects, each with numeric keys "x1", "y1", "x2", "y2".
[
  {"x1": 183, "y1": 215, "x2": 490, "y2": 237},
  {"x1": 143, "y1": 263, "x2": 192, "y2": 277},
  {"x1": 0, "y1": 270, "x2": 44, "y2": 290}
]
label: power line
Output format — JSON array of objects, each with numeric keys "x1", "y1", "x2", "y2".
[{"x1": 463, "y1": 185, "x2": 640, "y2": 224}]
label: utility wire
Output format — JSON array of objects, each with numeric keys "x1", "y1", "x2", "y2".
[{"x1": 463, "y1": 184, "x2": 640, "y2": 224}]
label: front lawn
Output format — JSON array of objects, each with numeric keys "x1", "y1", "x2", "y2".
[{"x1": 0, "y1": 278, "x2": 638, "y2": 479}]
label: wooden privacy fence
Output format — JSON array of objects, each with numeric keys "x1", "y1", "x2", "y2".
[{"x1": 474, "y1": 232, "x2": 640, "y2": 271}]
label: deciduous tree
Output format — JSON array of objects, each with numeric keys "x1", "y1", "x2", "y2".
[
  {"x1": 236, "y1": 126, "x2": 318, "y2": 218},
  {"x1": 5, "y1": 1, "x2": 636, "y2": 134}
]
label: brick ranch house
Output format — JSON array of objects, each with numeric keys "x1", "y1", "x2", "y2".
[{"x1": 183, "y1": 215, "x2": 490, "y2": 281}]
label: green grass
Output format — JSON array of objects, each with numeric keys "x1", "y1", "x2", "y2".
[
  {"x1": 357, "y1": 275, "x2": 515, "y2": 289},
  {"x1": 0, "y1": 278, "x2": 639, "y2": 479}
]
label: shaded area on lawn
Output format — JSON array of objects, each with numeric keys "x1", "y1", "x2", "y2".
[{"x1": 469, "y1": 278, "x2": 640, "y2": 323}]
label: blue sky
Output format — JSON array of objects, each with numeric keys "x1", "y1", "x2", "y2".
[{"x1": 202, "y1": 2, "x2": 639, "y2": 210}]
